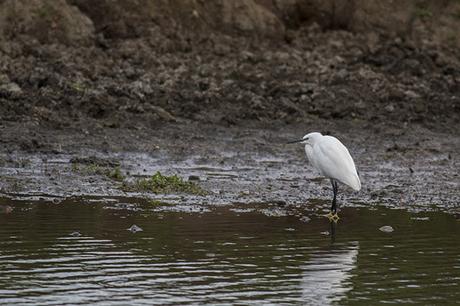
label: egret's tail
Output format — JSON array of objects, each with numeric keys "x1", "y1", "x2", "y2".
[
  {"x1": 349, "y1": 174, "x2": 361, "y2": 191},
  {"x1": 342, "y1": 171, "x2": 361, "y2": 191}
]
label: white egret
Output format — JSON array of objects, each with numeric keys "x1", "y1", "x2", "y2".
[{"x1": 289, "y1": 132, "x2": 361, "y2": 220}]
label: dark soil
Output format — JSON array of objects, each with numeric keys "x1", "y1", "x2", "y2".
[{"x1": 1, "y1": 24, "x2": 459, "y2": 142}]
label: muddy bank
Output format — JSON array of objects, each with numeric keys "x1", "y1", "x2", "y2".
[
  {"x1": 1, "y1": 1, "x2": 460, "y2": 134},
  {"x1": 0, "y1": 121, "x2": 458, "y2": 215},
  {"x1": 1, "y1": 25, "x2": 459, "y2": 134},
  {"x1": 0, "y1": 1, "x2": 459, "y2": 212}
]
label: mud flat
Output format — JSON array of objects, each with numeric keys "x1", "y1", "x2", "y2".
[{"x1": 0, "y1": 121, "x2": 458, "y2": 215}]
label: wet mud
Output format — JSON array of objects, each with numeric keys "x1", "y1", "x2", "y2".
[{"x1": 0, "y1": 121, "x2": 458, "y2": 214}]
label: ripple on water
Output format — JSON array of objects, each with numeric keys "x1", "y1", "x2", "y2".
[{"x1": 0, "y1": 198, "x2": 459, "y2": 305}]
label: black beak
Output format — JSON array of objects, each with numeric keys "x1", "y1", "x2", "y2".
[{"x1": 287, "y1": 139, "x2": 304, "y2": 144}]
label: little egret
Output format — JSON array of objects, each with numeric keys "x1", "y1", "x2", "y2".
[{"x1": 289, "y1": 132, "x2": 361, "y2": 221}]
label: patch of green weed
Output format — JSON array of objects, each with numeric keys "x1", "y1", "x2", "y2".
[
  {"x1": 123, "y1": 171, "x2": 206, "y2": 195},
  {"x1": 415, "y1": 7, "x2": 432, "y2": 18},
  {"x1": 149, "y1": 199, "x2": 170, "y2": 206},
  {"x1": 452, "y1": 10, "x2": 460, "y2": 20},
  {"x1": 71, "y1": 162, "x2": 124, "y2": 181},
  {"x1": 108, "y1": 166, "x2": 124, "y2": 181},
  {"x1": 415, "y1": 2, "x2": 433, "y2": 19},
  {"x1": 70, "y1": 82, "x2": 86, "y2": 92}
]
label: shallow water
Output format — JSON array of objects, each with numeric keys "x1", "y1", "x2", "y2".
[{"x1": 0, "y1": 198, "x2": 459, "y2": 305}]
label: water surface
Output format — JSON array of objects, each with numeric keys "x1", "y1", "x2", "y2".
[{"x1": 0, "y1": 198, "x2": 459, "y2": 305}]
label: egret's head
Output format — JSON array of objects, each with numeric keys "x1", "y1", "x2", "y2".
[{"x1": 287, "y1": 132, "x2": 323, "y2": 146}]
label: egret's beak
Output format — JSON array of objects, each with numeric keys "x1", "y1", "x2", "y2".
[{"x1": 287, "y1": 139, "x2": 304, "y2": 144}]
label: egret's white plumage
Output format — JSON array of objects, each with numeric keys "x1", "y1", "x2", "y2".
[
  {"x1": 289, "y1": 131, "x2": 361, "y2": 217},
  {"x1": 303, "y1": 132, "x2": 360, "y2": 191}
]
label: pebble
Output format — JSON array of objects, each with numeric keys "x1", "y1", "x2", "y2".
[
  {"x1": 379, "y1": 225, "x2": 394, "y2": 233},
  {"x1": 0, "y1": 82, "x2": 22, "y2": 95}
]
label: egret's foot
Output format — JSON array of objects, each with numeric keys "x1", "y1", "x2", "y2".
[
  {"x1": 324, "y1": 211, "x2": 339, "y2": 222},
  {"x1": 331, "y1": 212, "x2": 340, "y2": 222},
  {"x1": 325, "y1": 211, "x2": 334, "y2": 219}
]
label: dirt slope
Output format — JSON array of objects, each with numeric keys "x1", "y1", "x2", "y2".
[{"x1": 0, "y1": 0, "x2": 459, "y2": 146}]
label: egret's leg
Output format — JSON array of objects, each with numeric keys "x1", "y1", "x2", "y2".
[
  {"x1": 334, "y1": 180, "x2": 339, "y2": 211},
  {"x1": 326, "y1": 180, "x2": 340, "y2": 221},
  {"x1": 330, "y1": 179, "x2": 338, "y2": 213}
]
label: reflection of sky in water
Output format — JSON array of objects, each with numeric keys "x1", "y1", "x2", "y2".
[
  {"x1": 0, "y1": 235, "x2": 361, "y2": 305},
  {"x1": 301, "y1": 243, "x2": 359, "y2": 305},
  {"x1": 0, "y1": 200, "x2": 459, "y2": 305}
]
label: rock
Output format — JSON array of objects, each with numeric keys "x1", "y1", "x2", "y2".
[
  {"x1": 127, "y1": 224, "x2": 143, "y2": 233},
  {"x1": 336, "y1": 69, "x2": 348, "y2": 80},
  {"x1": 218, "y1": 0, "x2": 285, "y2": 36},
  {"x1": 149, "y1": 106, "x2": 177, "y2": 122},
  {"x1": 0, "y1": 0, "x2": 95, "y2": 46},
  {"x1": 71, "y1": 0, "x2": 284, "y2": 39},
  {"x1": 405, "y1": 90, "x2": 421, "y2": 99},
  {"x1": 188, "y1": 175, "x2": 200, "y2": 181},
  {"x1": 70, "y1": 231, "x2": 82, "y2": 237},
  {"x1": 273, "y1": 200, "x2": 286, "y2": 206},
  {"x1": 379, "y1": 225, "x2": 394, "y2": 233},
  {"x1": 385, "y1": 104, "x2": 395, "y2": 112},
  {"x1": 0, "y1": 82, "x2": 22, "y2": 95}
]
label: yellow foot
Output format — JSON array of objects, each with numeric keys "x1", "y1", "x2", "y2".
[
  {"x1": 331, "y1": 212, "x2": 340, "y2": 222},
  {"x1": 324, "y1": 212, "x2": 340, "y2": 222}
]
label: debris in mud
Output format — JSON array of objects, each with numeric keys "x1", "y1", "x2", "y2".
[
  {"x1": 122, "y1": 171, "x2": 206, "y2": 195},
  {"x1": 239, "y1": 190, "x2": 250, "y2": 197},
  {"x1": 188, "y1": 175, "x2": 200, "y2": 181},
  {"x1": 69, "y1": 231, "x2": 82, "y2": 237},
  {"x1": 127, "y1": 224, "x2": 143, "y2": 233},
  {"x1": 70, "y1": 156, "x2": 120, "y2": 168},
  {"x1": 411, "y1": 217, "x2": 430, "y2": 221},
  {"x1": 260, "y1": 207, "x2": 289, "y2": 217},
  {"x1": 0, "y1": 205, "x2": 13, "y2": 214},
  {"x1": 379, "y1": 225, "x2": 394, "y2": 233}
]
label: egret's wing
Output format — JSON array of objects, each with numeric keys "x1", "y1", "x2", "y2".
[{"x1": 314, "y1": 137, "x2": 361, "y2": 190}]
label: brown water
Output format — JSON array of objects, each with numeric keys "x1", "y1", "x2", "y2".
[{"x1": 0, "y1": 198, "x2": 459, "y2": 305}]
